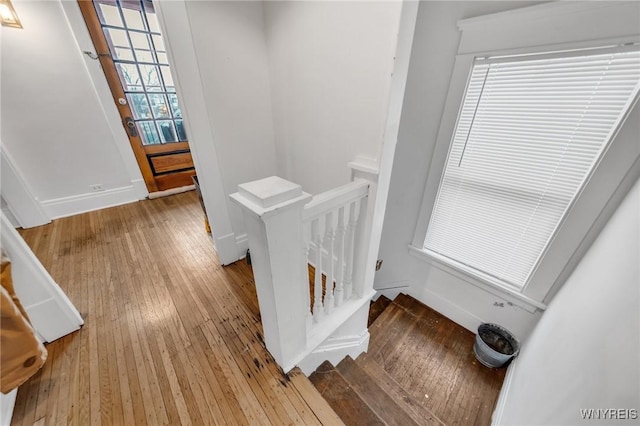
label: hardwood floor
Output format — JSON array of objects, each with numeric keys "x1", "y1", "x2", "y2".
[{"x1": 11, "y1": 191, "x2": 342, "y2": 426}]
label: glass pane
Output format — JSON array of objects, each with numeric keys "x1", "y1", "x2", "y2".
[
  {"x1": 103, "y1": 28, "x2": 132, "y2": 60},
  {"x1": 114, "y1": 47, "x2": 134, "y2": 61},
  {"x1": 94, "y1": 0, "x2": 187, "y2": 145},
  {"x1": 175, "y1": 120, "x2": 187, "y2": 141},
  {"x1": 138, "y1": 64, "x2": 161, "y2": 91},
  {"x1": 157, "y1": 121, "x2": 177, "y2": 143},
  {"x1": 122, "y1": 7, "x2": 144, "y2": 30},
  {"x1": 116, "y1": 63, "x2": 143, "y2": 91},
  {"x1": 137, "y1": 121, "x2": 160, "y2": 145},
  {"x1": 145, "y1": 11, "x2": 160, "y2": 33},
  {"x1": 127, "y1": 94, "x2": 152, "y2": 119},
  {"x1": 156, "y1": 52, "x2": 168, "y2": 64},
  {"x1": 151, "y1": 34, "x2": 165, "y2": 51},
  {"x1": 167, "y1": 94, "x2": 181, "y2": 118},
  {"x1": 147, "y1": 94, "x2": 170, "y2": 119},
  {"x1": 129, "y1": 32, "x2": 153, "y2": 63},
  {"x1": 97, "y1": 2, "x2": 123, "y2": 27},
  {"x1": 159, "y1": 66, "x2": 175, "y2": 91}
]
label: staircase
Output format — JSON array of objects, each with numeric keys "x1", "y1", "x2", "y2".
[{"x1": 309, "y1": 294, "x2": 507, "y2": 426}]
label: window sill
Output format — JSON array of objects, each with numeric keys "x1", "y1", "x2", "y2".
[{"x1": 408, "y1": 245, "x2": 547, "y2": 313}]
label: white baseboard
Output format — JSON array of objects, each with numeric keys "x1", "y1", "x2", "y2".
[
  {"x1": 131, "y1": 179, "x2": 148, "y2": 200},
  {"x1": 41, "y1": 184, "x2": 140, "y2": 220},
  {"x1": 213, "y1": 232, "x2": 249, "y2": 266},
  {"x1": 1, "y1": 206, "x2": 19, "y2": 228},
  {"x1": 373, "y1": 280, "x2": 412, "y2": 301},
  {"x1": 235, "y1": 233, "x2": 248, "y2": 257},
  {"x1": 411, "y1": 286, "x2": 484, "y2": 334},
  {"x1": 147, "y1": 184, "x2": 194, "y2": 199},
  {"x1": 298, "y1": 330, "x2": 370, "y2": 376},
  {"x1": 1, "y1": 149, "x2": 51, "y2": 228},
  {"x1": 215, "y1": 232, "x2": 244, "y2": 265}
]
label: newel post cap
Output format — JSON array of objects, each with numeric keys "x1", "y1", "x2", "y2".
[{"x1": 230, "y1": 176, "x2": 311, "y2": 218}]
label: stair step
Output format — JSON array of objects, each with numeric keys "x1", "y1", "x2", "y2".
[
  {"x1": 308, "y1": 361, "x2": 385, "y2": 426},
  {"x1": 359, "y1": 357, "x2": 445, "y2": 426},
  {"x1": 368, "y1": 295, "x2": 392, "y2": 326},
  {"x1": 392, "y1": 293, "x2": 435, "y2": 316},
  {"x1": 310, "y1": 293, "x2": 506, "y2": 426},
  {"x1": 365, "y1": 296, "x2": 434, "y2": 362},
  {"x1": 337, "y1": 356, "x2": 443, "y2": 426}
]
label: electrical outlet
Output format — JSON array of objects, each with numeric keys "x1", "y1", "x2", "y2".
[{"x1": 90, "y1": 184, "x2": 104, "y2": 192}]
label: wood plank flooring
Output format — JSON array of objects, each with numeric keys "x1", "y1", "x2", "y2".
[
  {"x1": 366, "y1": 295, "x2": 506, "y2": 425},
  {"x1": 310, "y1": 294, "x2": 506, "y2": 426},
  {"x1": 11, "y1": 191, "x2": 342, "y2": 426}
]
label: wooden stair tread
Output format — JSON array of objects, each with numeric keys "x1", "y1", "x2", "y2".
[
  {"x1": 393, "y1": 293, "x2": 438, "y2": 316},
  {"x1": 309, "y1": 293, "x2": 506, "y2": 426},
  {"x1": 288, "y1": 368, "x2": 346, "y2": 426},
  {"x1": 365, "y1": 299, "x2": 434, "y2": 362},
  {"x1": 337, "y1": 356, "x2": 443, "y2": 426},
  {"x1": 309, "y1": 361, "x2": 385, "y2": 426},
  {"x1": 359, "y1": 356, "x2": 446, "y2": 426},
  {"x1": 368, "y1": 295, "x2": 392, "y2": 326}
]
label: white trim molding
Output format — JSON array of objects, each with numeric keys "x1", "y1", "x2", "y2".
[
  {"x1": 408, "y1": 246, "x2": 546, "y2": 313},
  {"x1": 0, "y1": 212, "x2": 84, "y2": 342},
  {"x1": 41, "y1": 184, "x2": 141, "y2": 220},
  {"x1": 456, "y1": 2, "x2": 640, "y2": 55},
  {"x1": 298, "y1": 330, "x2": 370, "y2": 376},
  {"x1": 1, "y1": 389, "x2": 17, "y2": 426},
  {"x1": 147, "y1": 184, "x2": 195, "y2": 200},
  {"x1": 0, "y1": 148, "x2": 50, "y2": 228},
  {"x1": 411, "y1": 1, "x2": 640, "y2": 310}
]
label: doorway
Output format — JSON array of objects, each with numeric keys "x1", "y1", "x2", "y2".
[{"x1": 78, "y1": 0, "x2": 195, "y2": 193}]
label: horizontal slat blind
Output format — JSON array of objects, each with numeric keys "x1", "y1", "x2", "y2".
[{"x1": 425, "y1": 47, "x2": 640, "y2": 290}]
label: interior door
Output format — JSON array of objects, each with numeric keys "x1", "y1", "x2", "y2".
[{"x1": 78, "y1": 0, "x2": 195, "y2": 193}]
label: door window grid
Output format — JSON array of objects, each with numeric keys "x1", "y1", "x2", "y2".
[{"x1": 94, "y1": 0, "x2": 185, "y2": 145}]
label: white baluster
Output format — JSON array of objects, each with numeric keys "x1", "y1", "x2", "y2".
[
  {"x1": 312, "y1": 218, "x2": 324, "y2": 323},
  {"x1": 334, "y1": 206, "x2": 346, "y2": 306},
  {"x1": 343, "y1": 201, "x2": 358, "y2": 300},
  {"x1": 302, "y1": 221, "x2": 312, "y2": 323},
  {"x1": 324, "y1": 212, "x2": 336, "y2": 315}
]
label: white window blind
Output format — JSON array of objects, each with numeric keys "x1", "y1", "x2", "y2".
[{"x1": 424, "y1": 46, "x2": 640, "y2": 290}]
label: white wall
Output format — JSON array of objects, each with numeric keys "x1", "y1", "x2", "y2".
[
  {"x1": 494, "y1": 176, "x2": 640, "y2": 425},
  {"x1": 185, "y1": 1, "x2": 278, "y2": 246},
  {"x1": 155, "y1": 1, "x2": 278, "y2": 263},
  {"x1": 376, "y1": 1, "x2": 546, "y2": 339},
  {"x1": 264, "y1": 1, "x2": 403, "y2": 195},
  {"x1": 156, "y1": 1, "x2": 407, "y2": 263},
  {"x1": 0, "y1": 0, "x2": 145, "y2": 221}
]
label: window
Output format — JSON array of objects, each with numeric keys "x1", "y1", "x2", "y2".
[{"x1": 423, "y1": 46, "x2": 640, "y2": 291}]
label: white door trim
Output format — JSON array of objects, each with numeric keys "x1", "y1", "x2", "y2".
[{"x1": 0, "y1": 148, "x2": 50, "y2": 228}]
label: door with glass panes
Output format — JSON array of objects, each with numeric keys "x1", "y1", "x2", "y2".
[{"x1": 79, "y1": 0, "x2": 194, "y2": 193}]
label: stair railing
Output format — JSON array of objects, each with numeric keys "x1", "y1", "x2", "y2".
[{"x1": 230, "y1": 163, "x2": 376, "y2": 372}]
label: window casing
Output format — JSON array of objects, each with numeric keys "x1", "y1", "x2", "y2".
[
  {"x1": 410, "y1": 2, "x2": 640, "y2": 311},
  {"x1": 423, "y1": 46, "x2": 640, "y2": 292}
]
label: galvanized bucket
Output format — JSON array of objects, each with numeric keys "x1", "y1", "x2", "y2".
[{"x1": 473, "y1": 323, "x2": 520, "y2": 368}]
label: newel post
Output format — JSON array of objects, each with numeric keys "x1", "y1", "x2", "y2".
[
  {"x1": 348, "y1": 159, "x2": 380, "y2": 299},
  {"x1": 230, "y1": 176, "x2": 312, "y2": 372}
]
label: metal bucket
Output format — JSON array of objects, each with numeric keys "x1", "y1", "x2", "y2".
[{"x1": 473, "y1": 323, "x2": 520, "y2": 368}]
